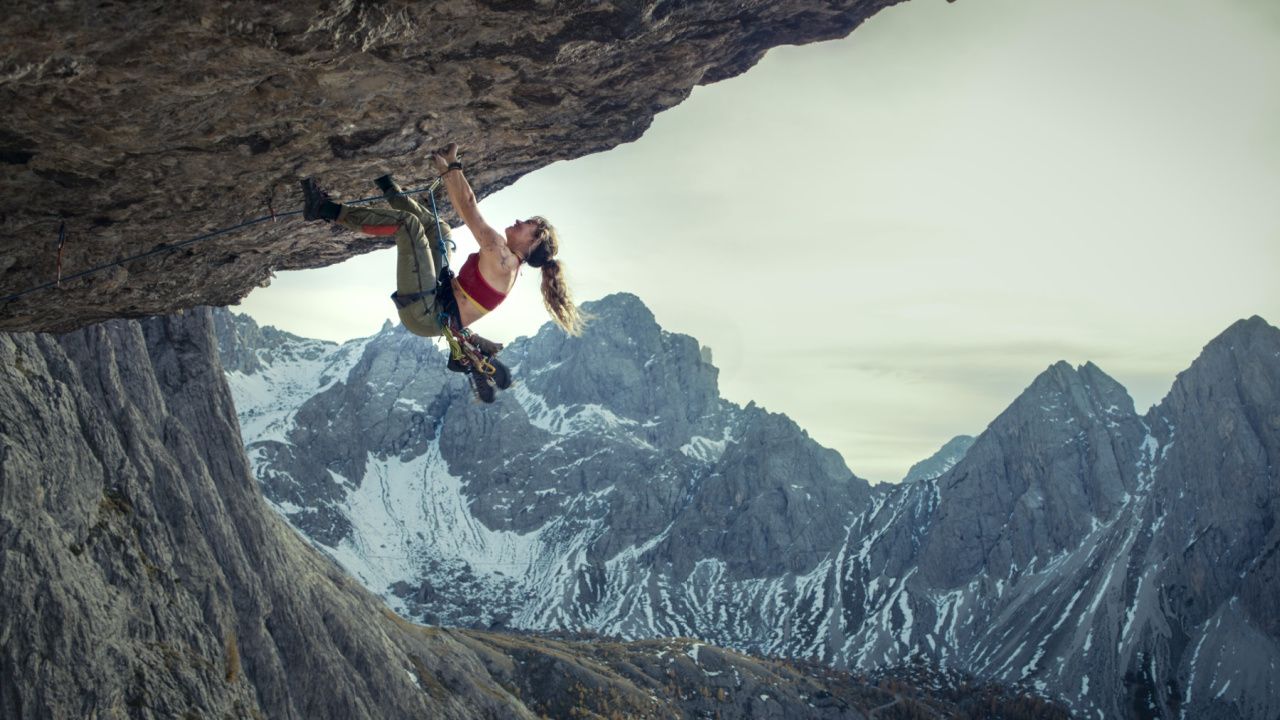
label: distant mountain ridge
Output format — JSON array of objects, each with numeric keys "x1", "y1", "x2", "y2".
[
  {"x1": 901, "y1": 435, "x2": 975, "y2": 483},
  {"x1": 217, "y1": 299, "x2": 1280, "y2": 720},
  {"x1": 7, "y1": 307, "x2": 1048, "y2": 719}
]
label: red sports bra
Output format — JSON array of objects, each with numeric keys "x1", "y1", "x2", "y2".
[{"x1": 455, "y1": 253, "x2": 509, "y2": 312}]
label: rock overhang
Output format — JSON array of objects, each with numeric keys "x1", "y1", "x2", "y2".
[{"x1": 0, "y1": 0, "x2": 903, "y2": 333}]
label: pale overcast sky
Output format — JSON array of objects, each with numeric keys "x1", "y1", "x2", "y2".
[{"x1": 239, "y1": 0, "x2": 1280, "y2": 484}]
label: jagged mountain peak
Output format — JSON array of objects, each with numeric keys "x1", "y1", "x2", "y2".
[
  {"x1": 971, "y1": 359, "x2": 1144, "y2": 486},
  {"x1": 1190, "y1": 314, "x2": 1279, "y2": 372},
  {"x1": 523, "y1": 292, "x2": 665, "y2": 356},
  {"x1": 730, "y1": 401, "x2": 867, "y2": 488},
  {"x1": 1147, "y1": 314, "x2": 1279, "y2": 500},
  {"x1": 509, "y1": 292, "x2": 724, "y2": 435},
  {"x1": 583, "y1": 292, "x2": 658, "y2": 325},
  {"x1": 902, "y1": 434, "x2": 976, "y2": 484},
  {"x1": 1137, "y1": 318, "x2": 1280, "y2": 713},
  {"x1": 918, "y1": 357, "x2": 1147, "y2": 588},
  {"x1": 212, "y1": 308, "x2": 340, "y2": 376},
  {"x1": 1038, "y1": 358, "x2": 1124, "y2": 394},
  {"x1": 1153, "y1": 315, "x2": 1279, "y2": 431},
  {"x1": 1001, "y1": 359, "x2": 1137, "y2": 427},
  {"x1": 1215, "y1": 314, "x2": 1275, "y2": 343}
]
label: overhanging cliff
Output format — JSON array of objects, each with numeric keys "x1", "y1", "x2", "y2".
[{"x1": 0, "y1": 0, "x2": 899, "y2": 332}]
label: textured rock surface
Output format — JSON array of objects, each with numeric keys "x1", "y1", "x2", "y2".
[
  {"x1": 0, "y1": 309, "x2": 523, "y2": 719},
  {"x1": 0, "y1": 0, "x2": 899, "y2": 332},
  {"x1": 1, "y1": 306, "x2": 951, "y2": 719},
  {"x1": 220, "y1": 299, "x2": 1280, "y2": 719},
  {"x1": 915, "y1": 360, "x2": 1146, "y2": 588},
  {"x1": 1129, "y1": 316, "x2": 1280, "y2": 719}
]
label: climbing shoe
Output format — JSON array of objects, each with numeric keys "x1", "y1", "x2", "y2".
[
  {"x1": 489, "y1": 357, "x2": 512, "y2": 390},
  {"x1": 374, "y1": 174, "x2": 402, "y2": 197},
  {"x1": 300, "y1": 178, "x2": 340, "y2": 221},
  {"x1": 446, "y1": 356, "x2": 469, "y2": 373},
  {"x1": 468, "y1": 370, "x2": 497, "y2": 404}
]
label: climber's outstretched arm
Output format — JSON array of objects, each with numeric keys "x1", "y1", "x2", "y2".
[{"x1": 431, "y1": 144, "x2": 508, "y2": 253}]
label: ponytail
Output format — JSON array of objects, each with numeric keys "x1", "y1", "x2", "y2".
[
  {"x1": 538, "y1": 258, "x2": 584, "y2": 335},
  {"x1": 525, "y1": 217, "x2": 585, "y2": 336}
]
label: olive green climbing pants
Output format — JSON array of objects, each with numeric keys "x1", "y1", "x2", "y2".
[{"x1": 336, "y1": 195, "x2": 453, "y2": 337}]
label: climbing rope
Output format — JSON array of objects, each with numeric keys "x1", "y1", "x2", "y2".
[
  {"x1": 421, "y1": 181, "x2": 497, "y2": 377},
  {"x1": 427, "y1": 180, "x2": 458, "y2": 335},
  {"x1": 0, "y1": 180, "x2": 444, "y2": 306}
]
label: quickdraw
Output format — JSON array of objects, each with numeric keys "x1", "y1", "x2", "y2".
[{"x1": 441, "y1": 325, "x2": 497, "y2": 376}]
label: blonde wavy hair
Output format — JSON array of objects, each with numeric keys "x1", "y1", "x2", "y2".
[{"x1": 525, "y1": 216, "x2": 585, "y2": 336}]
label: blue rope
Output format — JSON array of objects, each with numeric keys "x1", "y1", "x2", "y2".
[
  {"x1": 427, "y1": 182, "x2": 453, "y2": 274},
  {"x1": 0, "y1": 183, "x2": 444, "y2": 306},
  {"x1": 427, "y1": 182, "x2": 459, "y2": 333}
]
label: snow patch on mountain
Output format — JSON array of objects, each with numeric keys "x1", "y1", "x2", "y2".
[
  {"x1": 326, "y1": 439, "x2": 547, "y2": 596},
  {"x1": 226, "y1": 335, "x2": 370, "y2": 442}
]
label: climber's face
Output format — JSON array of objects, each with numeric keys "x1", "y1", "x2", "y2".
[{"x1": 505, "y1": 218, "x2": 546, "y2": 257}]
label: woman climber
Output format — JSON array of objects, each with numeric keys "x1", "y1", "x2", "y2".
[{"x1": 299, "y1": 142, "x2": 583, "y2": 402}]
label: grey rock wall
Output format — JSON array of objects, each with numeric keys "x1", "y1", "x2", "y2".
[
  {"x1": 0, "y1": 310, "x2": 522, "y2": 718},
  {"x1": 916, "y1": 360, "x2": 1146, "y2": 588},
  {"x1": 1128, "y1": 316, "x2": 1280, "y2": 719}
]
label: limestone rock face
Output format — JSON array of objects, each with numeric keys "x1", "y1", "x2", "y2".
[
  {"x1": 0, "y1": 0, "x2": 900, "y2": 333},
  {"x1": 0, "y1": 309, "x2": 524, "y2": 719}
]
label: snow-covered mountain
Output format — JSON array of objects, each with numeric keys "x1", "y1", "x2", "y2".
[{"x1": 215, "y1": 297, "x2": 1280, "y2": 720}]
